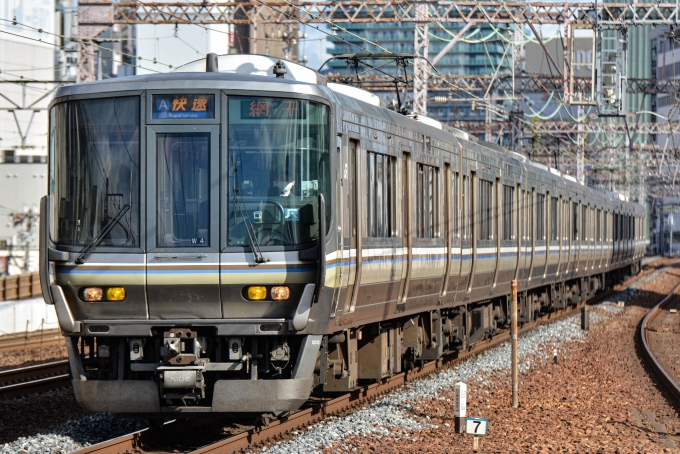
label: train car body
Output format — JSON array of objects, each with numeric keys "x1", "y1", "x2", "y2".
[{"x1": 39, "y1": 55, "x2": 646, "y2": 419}]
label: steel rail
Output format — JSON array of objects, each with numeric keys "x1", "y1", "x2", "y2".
[
  {"x1": 640, "y1": 278, "x2": 680, "y2": 405},
  {"x1": 0, "y1": 359, "x2": 70, "y2": 399}
]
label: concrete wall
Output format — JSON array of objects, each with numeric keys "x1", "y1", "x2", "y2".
[
  {"x1": 0, "y1": 297, "x2": 58, "y2": 335},
  {"x1": 0, "y1": 163, "x2": 47, "y2": 272}
]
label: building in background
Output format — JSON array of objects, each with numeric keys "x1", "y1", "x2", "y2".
[
  {"x1": 651, "y1": 26, "x2": 680, "y2": 136},
  {"x1": 0, "y1": 0, "x2": 55, "y2": 274},
  {"x1": 326, "y1": 22, "x2": 511, "y2": 123}
]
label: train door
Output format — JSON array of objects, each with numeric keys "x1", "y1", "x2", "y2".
[
  {"x1": 520, "y1": 189, "x2": 533, "y2": 283},
  {"x1": 441, "y1": 163, "x2": 453, "y2": 299},
  {"x1": 449, "y1": 166, "x2": 462, "y2": 298},
  {"x1": 398, "y1": 152, "x2": 413, "y2": 306},
  {"x1": 532, "y1": 190, "x2": 546, "y2": 280},
  {"x1": 555, "y1": 195, "x2": 563, "y2": 277},
  {"x1": 467, "y1": 171, "x2": 477, "y2": 292},
  {"x1": 457, "y1": 171, "x2": 472, "y2": 295},
  {"x1": 146, "y1": 125, "x2": 222, "y2": 318},
  {"x1": 562, "y1": 199, "x2": 574, "y2": 274},
  {"x1": 341, "y1": 139, "x2": 361, "y2": 314},
  {"x1": 571, "y1": 201, "x2": 580, "y2": 274}
]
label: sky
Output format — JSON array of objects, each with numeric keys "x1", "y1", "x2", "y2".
[{"x1": 136, "y1": 22, "x2": 333, "y2": 75}]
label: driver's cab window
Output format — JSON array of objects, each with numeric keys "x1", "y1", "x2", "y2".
[{"x1": 227, "y1": 96, "x2": 330, "y2": 247}]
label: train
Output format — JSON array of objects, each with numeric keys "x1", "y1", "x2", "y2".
[{"x1": 39, "y1": 54, "x2": 646, "y2": 420}]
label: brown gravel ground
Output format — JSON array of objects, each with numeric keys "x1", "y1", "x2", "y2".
[
  {"x1": 646, "y1": 290, "x2": 680, "y2": 390},
  {"x1": 324, "y1": 265, "x2": 680, "y2": 454},
  {"x1": 0, "y1": 343, "x2": 68, "y2": 372}
]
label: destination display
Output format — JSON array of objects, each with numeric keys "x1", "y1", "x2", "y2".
[
  {"x1": 153, "y1": 94, "x2": 215, "y2": 119},
  {"x1": 239, "y1": 98, "x2": 306, "y2": 120}
]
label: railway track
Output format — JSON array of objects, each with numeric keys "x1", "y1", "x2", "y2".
[
  {"x1": 0, "y1": 328, "x2": 64, "y2": 353},
  {"x1": 0, "y1": 359, "x2": 70, "y2": 399},
  {"x1": 73, "y1": 258, "x2": 671, "y2": 454},
  {"x1": 641, "y1": 273, "x2": 680, "y2": 406}
]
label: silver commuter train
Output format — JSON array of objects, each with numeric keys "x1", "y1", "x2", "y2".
[{"x1": 39, "y1": 54, "x2": 646, "y2": 419}]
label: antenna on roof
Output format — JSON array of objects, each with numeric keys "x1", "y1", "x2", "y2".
[{"x1": 206, "y1": 53, "x2": 219, "y2": 73}]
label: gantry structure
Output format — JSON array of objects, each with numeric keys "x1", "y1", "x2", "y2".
[{"x1": 73, "y1": 1, "x2": 680, "y2": 201}]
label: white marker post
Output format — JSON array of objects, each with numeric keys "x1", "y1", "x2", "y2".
[{"x1": 454, "y1": 382, "x2": 467, "y2": 433}]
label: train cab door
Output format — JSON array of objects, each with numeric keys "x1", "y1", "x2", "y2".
[
  {"x1": 145, "y1": 125, "x2": 222, "y2": 319},
  {"x1": 340, "y1": 139, "x2": 361, "y2": 314}
]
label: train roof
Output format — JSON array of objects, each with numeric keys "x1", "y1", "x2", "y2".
[{"x1": 51, "y1": 54, "x2": 639, "y2": 210}]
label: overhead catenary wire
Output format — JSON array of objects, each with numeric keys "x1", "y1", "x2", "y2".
[{"x1": 0, "y1": 18, "x2": 171, "y2": 71}]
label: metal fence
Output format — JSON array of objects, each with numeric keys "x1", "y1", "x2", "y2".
[{"x1": 0, "y1": 273, "x2": 42, "y2": 301}]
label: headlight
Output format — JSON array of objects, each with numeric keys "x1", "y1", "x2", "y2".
[
  {"x1": 106, "y1": 287, "x2": 126, "y2": 301},
  {"x1": 82, "y1": 287, "x2": 103, "y2": 302},
  {"x1": 271, "y1": 286, "x2": 290, "y2": 301},
  {"x1": 247, "y1": 286, "x2": 267, "y2": 300}
]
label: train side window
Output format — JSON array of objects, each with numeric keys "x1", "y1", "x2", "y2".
[
  {"x1": 478, "y1": 179, "x2": 493, "y2": 241},
  {"x1": 550, "y1": 197, "x2": 558, "y2": 241},
  {"x1": 528, "y1": 190, "x2": 533, "y2": 241},
  {"x1": 581, "y1": 205, "x2": 587, "y2": 242},
  {"x1": 536, "y1": 193, "x2": 545, "y2": 241},
  {"x1": 453, "y1": 171, "x2": 460, "y2": 241},
  {"x1": 630, "y1": 216, "x2": 634, "y2": 240},
  {"x1": 604, "y1": 211, "x2": 608, "y2": 241},
  {"x1": 597, "y1": 209, "x2": 602, "y2": 241},
  {"x1": 572, "y1": 202, "x2": 579, "y2": 241},
  {"x1": 462, "y1": 175, "x2": 470, "y2": 243},
  {"x1": 521, "y1": 189, "x2": 531, "y2": 241},
  {"x1": 416, "y1": 163, "x2": 439, "y2": 238},
  {"x1": 502, "y1": 185, "x2": 515, "y2": 241},
  {"x1": 367, "y1": 151, "x2": 395, "y2": 238},
  {"x1": 615, "y1": 213, "x2": 619, "y2": 241}
]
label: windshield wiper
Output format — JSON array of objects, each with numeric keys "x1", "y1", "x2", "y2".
[
  {"x1": 233, "y1": 187, "x2": 269, "y2": 263},
  {"x1": 75, "y1": 204, "x2": 130, "y2": 264}
]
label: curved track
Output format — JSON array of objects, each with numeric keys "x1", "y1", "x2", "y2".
[
  {"x1": 71, "y1": 258, "x2": 671, "y2": 454},
  {"x1": 0, "y1": 359, "x2": 70, "y2": 399},
  {"x1": 641, "y1": 277, "x2": 680, "y2": 404}
]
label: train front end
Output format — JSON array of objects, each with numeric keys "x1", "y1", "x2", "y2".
[{"x1": 39, "y1": 64, "x2": 334, "y2": 418}]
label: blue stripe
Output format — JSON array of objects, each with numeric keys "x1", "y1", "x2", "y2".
[
  {"x1": 58, "y1": 270, "x2": 143, "y2": 275},
  {"x1": 148, "y1": 270, "x2": 218, "y2": 274},
  {"x1": 220, "y1": 268, "x2": 315, "y2": 274}
]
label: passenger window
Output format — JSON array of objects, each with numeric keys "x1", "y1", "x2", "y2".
[
  {"x1": 536, "y1": 193, "x2": 545, "y2": 241},
  {"x1": 367, "y1": 151, "x2": 395, "y2": 238},
  {"x1": 604, "y1": 211, "x2": 608, "y2": 241},
  {"x1": 502, "y1": 185, "x2": 515, "y2": 241},
  {"x1": 416, "y1": 163, "x2": 438, "y2": 238},
  {"x1": 478, "y1": 179, "x2": 493, "y2": 241},
  {"x1": 452, "y1": 172, "x2": 460, "y2": 241},
  {"x1": 156, "y1": 133, "x2": 210, "y2": 247},
  {"x1": 462, "y1": 175, "x2": 470, "y2": 243},
  {"x1": 581, "y1": 205, "x2": 587, "y2": 242},
  {"x1": 572, "y1": 202, "x2": 579, "y2": 241},
  {"x1": 550, "y1": 197, "x2": 558, "y2": 241}
]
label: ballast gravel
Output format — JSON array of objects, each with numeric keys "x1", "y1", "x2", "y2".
[
  {"x1": 259, "y1": 264, "x2": 678, "y2": 454},
  {"x1": 0, "y1": 413, "x2": 146, "y2": 454}
]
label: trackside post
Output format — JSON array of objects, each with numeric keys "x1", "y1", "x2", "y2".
[{"x1": 511, "y1": 279, "x2": 518, "y2": 408}]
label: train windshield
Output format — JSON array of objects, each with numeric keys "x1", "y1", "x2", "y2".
[
  {"x1": 49, "y1": 96, "x2": 140, "y2": 248},
  {"x1": 228, "y1": 96, "x2": 330, "y2": 247}
]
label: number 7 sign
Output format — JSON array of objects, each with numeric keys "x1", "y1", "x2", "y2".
[{"x1": 465, "y1": 417, "x2": 489, "y2": 436}]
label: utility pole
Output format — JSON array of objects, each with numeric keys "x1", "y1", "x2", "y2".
[
  {"x1": 9, "y1": 208, "x2": 38, "y2": 274},
  {"x1": 412, "y1": 2, "x2": 429, "y2": 116}
]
